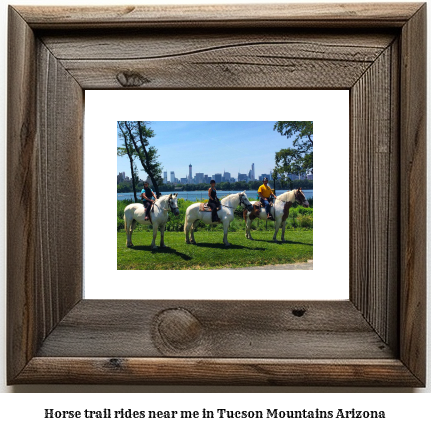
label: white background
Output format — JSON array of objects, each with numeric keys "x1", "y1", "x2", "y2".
[
  {"x1": 85, "y1": 90, "x2": 349, "y2": 300},
  {"x1": 0, "y1": 0, "x2": 430, "y2": 429}
]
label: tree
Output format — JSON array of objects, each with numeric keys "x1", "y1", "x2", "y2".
[
  {"x1": 117, "y1": 125, "x2": 139, "y2": 202},
  {"x1": 273, "y1": 121, "x2": 313, "y2": 182},
  {"x1": 117, "y1": 121, "x2": 163, "y2": 197}
]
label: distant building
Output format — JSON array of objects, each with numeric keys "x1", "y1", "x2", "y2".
[
  {"x1": 170, "y1": 171, "x2": 175, "y2": 183},
  {"x1": 223, "y1": 171, "x2": 231, "y2": 182},
  {"x1": 117, "y1": 171, "x2": 127, "y2": 184},
  {"x1": 286, "y1": 173, "x2": 299, "y2": 181},
  {"x1": 259, "y1": 174, "x2": 271, "y2": 181},
  {"x1": 238, "y1": 173, "x2": 248, "y2": 182},
  {"x1": 180, "y1": 177, "x2": 188, "y2": 184},
  {"x1": 204, "y1": 175, "x2": 209, "y2": 184},
  {"x1": 251, "y1": 163, "x2": 255, "y2": 180},
  {"x1": 163, "y1": 171, "x2": 167, "y2": 183},
  {"x1": 195, "y1": 172, "x2": 204, "y2": 184},
  {"x1": 189, "y1": 164, "x2": 192, "y2": 182},
  {"x1": 214, "y1": 173, "x2": 222, "y2": 183}
]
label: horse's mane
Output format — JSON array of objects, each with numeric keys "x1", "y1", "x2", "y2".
[
  {"x1": 278, "y1": 190, "x2": 296, "y2": 201},
  {"x1": 221, "y1": 191, "x2": 245, "y2": 203},
  {"x1": 156, "y1": 194, "x2": 169, "y2": 202},
  {"x1": 155, "y1": 194, "x2": 174, "y2": 205}
]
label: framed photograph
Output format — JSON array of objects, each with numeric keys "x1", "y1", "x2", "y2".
[
  {"x1": 87, "y1": 90, "x2": 349, "y2": 300},
  {"x1": 7, "y1": 3, "x2": 426, "y2": 386}
]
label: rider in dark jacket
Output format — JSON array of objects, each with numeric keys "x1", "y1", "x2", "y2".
[
  {"x1": 207, "y1": 179, "x2": 221, "y2": 222},
  {"x1": 141, "y1": 182, "x2": 156, "y2": 220}
]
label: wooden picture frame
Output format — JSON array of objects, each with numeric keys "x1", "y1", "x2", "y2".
[{"x1": 7, "y1": 3, "x2": 426, "y2": 386}]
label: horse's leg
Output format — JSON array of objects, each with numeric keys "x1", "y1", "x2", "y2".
[
  {"x1": 160, "y1": 224, "x2": 166, "y2": 248},
  {"x1": 190, "y1": 220, "x2": 199, "y2": 244},
  {"x1": 151, "y1": 223, "x2": 158, "y2": 249},
  {"x1": 129, "y1": 220, "x2": 137, "y2": 247},
  {"x1": 184, "y1": 210, "x2": 194, "y2": 244},
  {"x1": 273, "y1": 217, "x2": 282, "y2": 242},
  {"x1": 124, "y1": 213, "x2": 134, "y2": 247},
  {"x1": 184, "y1": 214, "x2": 190, "y2": 243},
  {"x1": 281, "y1": 220, "x2": 287, "y2": 242},
  {"x1": 124, "y1": 214, "x2": 130, "y2": 246},
  {"x1": 245, "y1": 216, "x2": 254, "y2": 240},
  {"x1": 223, "y1": 220, "x2": 230, "y2": 246}
]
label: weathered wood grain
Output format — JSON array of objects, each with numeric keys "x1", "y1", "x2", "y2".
[
  {"x1": 35, "y1": 40, "x2": 84, "y2": 336},
  {"x1": 7, "y1": 6, "x2": 38, "y2": 382},
  {"x1": 40, "y1": 31, "x2": 395, "y2": 60},
  {"x1": 36, "y1": 300, "x2": 394, "y2": 359},
  {"x1": 399, "y1": 3, "x2": 427, "y2": 385},
  {"x1": 15, "y1": 358, "x2": 423, "y2": 386},
  {"x1": 39, "y1": 30, "x2": 395, "y2": 89},
  {"x1": 16, "y1": 3, "x2": 423, "y2": 29},
  {"x1": 350, "y1": 45, "x2": 398, "y2": 347},
  {"x1": 7, "y1": 6, "x2": 83, "y2": 383}
]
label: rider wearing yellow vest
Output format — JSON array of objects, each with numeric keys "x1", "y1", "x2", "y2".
[{"x1": 258, "y1": 177, "x2": 277, "y2": 219}]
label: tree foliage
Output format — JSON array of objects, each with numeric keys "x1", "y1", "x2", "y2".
[
  {"x1": 117, "y1": 121, "x2": 163, "y2": 197},
  {"x1": 273, "y1": 121, "x2": 313, "y2": 181}
]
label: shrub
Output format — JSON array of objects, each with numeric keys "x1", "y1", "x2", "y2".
[
  {"x1": 117, "y1": 197, "x2": 313, "y2": 232},
  {"x1": 297, "y1": 214, "x2": 313, "y2": 228},
  {"x1": 117, "y1": 217, "x2": 124, "y2": 231}
]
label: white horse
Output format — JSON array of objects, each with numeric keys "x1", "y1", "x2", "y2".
[
  {"x1": 244, "y1": 188, "x2": 310, "y2": 242},
  {"x1": 124, "y1": 193, "x2": 179, "y2": 249},
  {"x1": 184, "y1": 191, "x2": 254, "y2": 247}
]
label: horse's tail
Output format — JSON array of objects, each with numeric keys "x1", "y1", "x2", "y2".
[
  {"x1": 124, "y1": 213, "x2": 128, "y2": 233},
  {"x1": 124, "y1": 205, "x2": 133, "y2": 232}
]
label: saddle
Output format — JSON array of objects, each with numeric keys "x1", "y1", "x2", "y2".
[
  {"x1": 199, "y1": 203, "x2": 212, "y2": 212},
  {"x1": 244, "y1": 202, "x2": 263, "y2": 221},
  {"x1": 199, "y1": 203, "x2": 221, "y2": 212},
  {"x1": 244, "y1": 201, "x2": 277, "y2": 221}
]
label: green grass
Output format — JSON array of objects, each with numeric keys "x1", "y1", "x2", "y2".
[{"x1": 117, "y1": 230, "x2": 313, "y2": 270}]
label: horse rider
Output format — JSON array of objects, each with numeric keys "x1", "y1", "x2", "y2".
[
  {"x1": 207, "y1": 179, "x2": 221, "y2": 222},
  {"x1": 258, "y1": 177, "x2": 277, "y2": 220},
  {"x1": 141, "y1": 181, "x2": 157, "y2": 221}
]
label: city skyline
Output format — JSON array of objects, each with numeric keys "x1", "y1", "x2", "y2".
[
  {"x1": 117, "y1": 121, "x2": 298, "y2": 181},
  {"x1": 159, "y1": 163, "x2": 276, "y2": 185}
]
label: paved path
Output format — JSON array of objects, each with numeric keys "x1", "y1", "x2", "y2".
[{"x1": 222, "y1": 260, "x2": 313, "y2": 270}]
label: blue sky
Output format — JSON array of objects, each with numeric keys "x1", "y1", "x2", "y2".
[{"x1": 117, "y1": 121, "x2": 294, "y2": 180}]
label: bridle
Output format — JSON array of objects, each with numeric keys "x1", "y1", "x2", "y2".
[
  {"x1": 168, "y1": 196, "x2": 179, "y2": 213},
  {"x1": 294, "y1": 189, "x2": 308, "y2": 206},
  {"x1": 154, "y1": 196, "x2": 179, "y2": 213}
]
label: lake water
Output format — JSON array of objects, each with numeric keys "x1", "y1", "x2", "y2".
[{"x1": 117, "y1": 189, "x2": 313, "y2": 201}]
